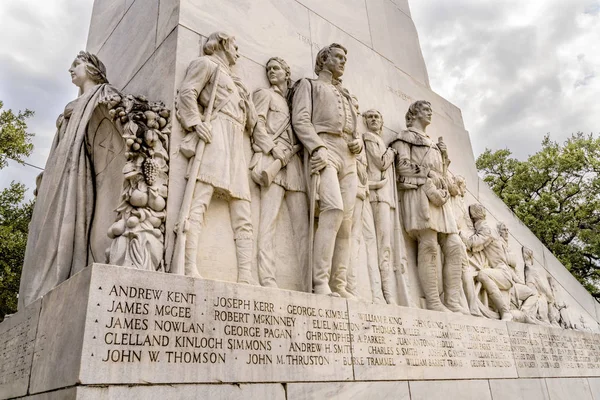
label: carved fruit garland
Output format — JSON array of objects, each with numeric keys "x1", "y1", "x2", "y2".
[{"x1": 107, "y1": 95, "x2": 170, "y2": 271}]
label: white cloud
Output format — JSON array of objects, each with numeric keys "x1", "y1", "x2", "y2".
[
  {"x1": 0, "y1": 0, "x2": 94, "y2": 195},
  {"x1": 411, "y1": 0, "x2": 600, "y2": 159}
]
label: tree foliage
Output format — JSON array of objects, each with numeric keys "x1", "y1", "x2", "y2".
[
  {"x1": 477, "y1": 133, "x2": 600, "y2": 299},
  {"x1": 0, "y1": 183, "x2": 33, "y2": 321},
  {"x1": 0, "y1": 100, "x2": 34, "y2": 168}
]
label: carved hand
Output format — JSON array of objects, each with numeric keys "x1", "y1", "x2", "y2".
[
  {"x1": 348, "y1": 138, "x2": 363, "y2": 154},
  {"x1": 437, "y1": 140, "x2": 448, "y2": 157},
  {"x1": 194, "y1": 122, "x2": 212, "y2": 143},
  {"x1": 310, "y1": 147, "x2": 329, "y2": 174},
  {"x1": 271, "y1": 146, "x2": 286, "y2": 163}
]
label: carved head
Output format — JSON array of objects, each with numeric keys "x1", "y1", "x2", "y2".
[
  {"x1": 453, "y1": 175, "x2": 467, "y2": 196},
  {"x1": 363, "y1": 109, "x2": 384, "y2": 133},
  {"x1": 497, "y1": 221, "x2": 509, "y2": 241},
  {"x1": 203, "y1": 32, "x2": 239, "y2": 66},
  {"x1": 405, "y1": 100, "x2": 432, "y2": 128},
  {"x1": 522, "y1": 246, "x2": 534, "y2": 266},
  {"x1": 314, "y1": 43, "x2": 347, "y2": 79},
  {"x1": 468, "y1": 203, "x2": 486, "y2": 222},
  {"x1": 266, "y1": 57, "x2": 291, "y2": 88},
  {"x1": 70, "y1": 51, "x2": 108, "y2": 88}
]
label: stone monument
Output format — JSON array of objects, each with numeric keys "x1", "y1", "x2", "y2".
[{"x1": 2, "y1": 1, "x2": 600, "y2": 399}]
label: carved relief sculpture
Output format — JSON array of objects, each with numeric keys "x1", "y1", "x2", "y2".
[
  {"x1": 18, "y1": 52, "x2": 123, "y2": 309},
  {"x1": 496, "y1": 222, "x2": 538, "y2": 322},
  {"x1": 391, "y1": 101, "x2": 465, "y2": 313},
  {"x1": 363, "y1": 109, "x2": 401, "y2": 305},
  {"x1": 523, "y1": 246, "x2": 554, "y2": 324},
  {"x1": 173, "y1": 32, "x2": 256, "y2": 283},
  {"x1": 250, "y1": 57, "x2": 308, "y2": 288},
  {"x1": 448, "y1": 175, "x2": 482, "y2": 316},
  {"x1": 461, "y1": 204, "x2": 514, "y2": 320},
  {"x1": 106, "y1": 97, "x2": 170, "y2": 271},
  {"x1": 291, "y1": 43, "x2": 363, "y2": 297},
  {"x1": 347, "y1": 97, "x2": 380, "y2": 301}
]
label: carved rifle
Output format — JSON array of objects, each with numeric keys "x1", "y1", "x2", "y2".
[{"x1": 171, "y1": 67, "x2": 222, "y2": 275}]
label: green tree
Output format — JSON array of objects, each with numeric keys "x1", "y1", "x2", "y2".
[
  {"x1": 477, "y1": 133, "x2": 600, "y2": 299},
  {"x1": 0, "y1": 101, "x2": 35, "y2": 321},
  {"x1": 0, "y1": 101, "x2": 34, "y2": 168},
  {"x1": 0, "y1": 183, "x2": 33, "y2": 321}
]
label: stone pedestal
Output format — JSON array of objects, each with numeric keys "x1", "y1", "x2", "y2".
[{"x1": 2, "y1": 264, "x2": 600, "y2": 399}]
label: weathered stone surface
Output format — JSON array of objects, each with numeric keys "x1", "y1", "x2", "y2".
[
  {"x1": 297, "y1": 0, "x2": 373, "y2": 46},
  {"x1": 0, "y1": 299, "x2": 41, "y2": 399},
  {"x1": 408, "y1": 379, "x2": 492, "y2": 400},
  {"x1": 96, "y1": 0, "x2": 158, "y2": 89},
  {"x1": 508, "y1": 322, "x2": 600, "y2": 378},
  {"x1": 588, "y1": 377, "x2": 600, "y2": 400},
  {"x1": 22, "y1": 384, "x2": 285, "y2": 400},
  {"x1": 86, "y1": 0, "x2": 128, "y2": 54},
  {"x1": 157, "y1": 0, "x2": 180, "y2": 46},
  {"x1": 29, "y1": 269, "x2": 92, "y2": 394},
  {"x1": 287, "y1": 381, "x2": 410, "y2": 400},
  {"x1": 347, "y1": 301, "x2": 518, "y2": 380},
  {"x1": 488, "y1": 378, "x2": 550, "y2": 400},
  {"x1": 78, "y1": 264, "x2": 352, "y2": 384},
  {"x1": 544, "y1": 377, "x2": 594, "y2": 400},
  {"x1": 366, "y1": 0, "x2": 429, "y2": 86},
  {"x1": 180, "y1": 0, "x2": 314, "y2": 80}
]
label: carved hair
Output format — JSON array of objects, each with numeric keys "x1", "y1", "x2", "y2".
[
  {"x1": 203, "y1": 32, "x2": 235, "y2": 56},
  {"x1": 405, "y1": 100, "x2": 431, "y2": 128},
  {"x1": 266, "y1": 57, "x2": 291, "y2": 87},
  {"x1": 76, "y1": 51, "x2": 108, "y2": 84},
  {"x1": 314, "y1": 43, "x2": 347, "y2": 75},
  {"x1": 468, "y1": 203, "x2": 486, "y2": 221},
  {"x1": 362, "y1": 109, "x2": 384, "y2": 131}
]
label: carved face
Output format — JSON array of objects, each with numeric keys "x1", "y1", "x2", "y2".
[
  {"x1": 364, "y1": 112, "x2": 383, "y2": 132},
  {"x1": 69, "y1": 58, "x2": 90, "y2": 89},
  {"x1": 323, "y1": 47, "x2": 346, "y2": 79},
  {"x1": 498, "y1": 224, "x2": 509, "y2": 240},
  {"x1": 416, "y1": 103, "x2": 432, "y2": 127},
  {"x1": 224, "y1": 38, "x2": 239, "y2": 66},
  {"x1": 266, "y1": 60, "x2": 287, "y2": 86}
]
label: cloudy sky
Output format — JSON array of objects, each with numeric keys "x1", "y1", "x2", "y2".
[{"x1": 0, "y1": 0, "x2": 599, "y2": 197}]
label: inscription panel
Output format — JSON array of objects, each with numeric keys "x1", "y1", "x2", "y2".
[
  {"x1": 508, "y1": 322, "x2": 600, "y2": 378},
  {"x1": 347, "y1": 302, "x2": 518, "y2": 380},
  {"x1": 0, "y1": 299, "x2": 41, "y2": 399},
  {"x1": 79, "y1": 265, "x2": 353, "y2": 384}
]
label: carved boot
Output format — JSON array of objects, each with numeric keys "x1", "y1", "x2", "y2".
[
  {"x1": 380, "y1": 260, "x2": 398, "y2": 305},
  {"x1": 462, "y1": 269, "x2": 482, "y2": 317},
  {"x1": 487, "y1": 286, "x2": 513, "y2": 321},
  {"x1": 235, "y1": 238, "x2": 257, "y2": 285},
  {"x1": 184, "y1": 221, "x2": 203, "y2": 278},
  {"x1": 443, "y1": 244, "x2": 469, "y2": 315},
  {"x1": 418, "y1": 252, "x2": 451, "y2": 313},
  {"x1": 330, "y1": 227, "x2": 354, "y2": 299}
]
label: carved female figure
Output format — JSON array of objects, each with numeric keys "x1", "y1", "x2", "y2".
[{"x1": 18, "y1": 52, "x2": 121, "y2": 309}]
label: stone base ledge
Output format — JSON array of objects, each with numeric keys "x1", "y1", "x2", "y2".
[{"x1": 2, "y1": 264, "x2": 600, "y2": 399}]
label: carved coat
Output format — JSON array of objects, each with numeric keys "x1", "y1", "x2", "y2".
[
  {"x1": 391, "y1": 127, "x2": 457, "y2": 235},
  {"x1": 251, "y1": 86, "x2": 305, "y2": 192},
  {"x1": 364, "y1": 131, "x2": 395, "y2": 207},
  {"x1": 19, "y1": 84, "x2": 119, "y2": 309},
  {"x1": 177, "y1": 56, "x2": 255, "y2": 200},
  {"x1": 291, "y1": 73, "x2": 358, "y2": 154}
]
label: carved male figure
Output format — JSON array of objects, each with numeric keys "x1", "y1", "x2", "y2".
[
  {"x1": 176, "y1": 32, "x2": 256, "y2": 283},
  {"x1": 496, "y1": 222, "x2": 538, "y2": 320},
  {"x1": 292, "y1": 43, "x2": 363, "y2": 297},
  {"x1": 363, "y1": 109, "x2": 399, "y2": 305},
  {"x1": 462, "y1": 204, "x2": 514, "y2": 321},
  {"x1": 448, "y1": 175, "x2": 481, "y2": 316},
  {"x1": 391, "y1": 101, "x2": 464, "y2": 312},
  {"x1": 523, "y1": 246, "x2": 554, "y2": 324},
  {"x1": 251, "y1": 57, "x2": 308, "y2": 288}
]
